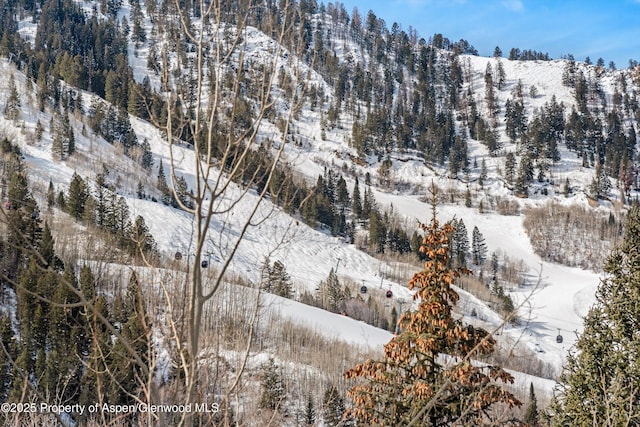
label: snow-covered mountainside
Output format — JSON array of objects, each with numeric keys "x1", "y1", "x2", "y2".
[{"x1": 1, "y1": 1, "x2": 638, "y2": 420}]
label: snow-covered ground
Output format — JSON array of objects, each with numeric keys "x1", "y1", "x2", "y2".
[{"x1": 262, "y1": 293, "x2": 394, "y2": 349}]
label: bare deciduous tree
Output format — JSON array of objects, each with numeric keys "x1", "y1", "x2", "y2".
[{"x1": 152, "y1": 1, "x2": 310, "y2": 425}]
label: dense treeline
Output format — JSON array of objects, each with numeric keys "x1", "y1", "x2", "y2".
[
  {"x1": 0, "y1": 139, "x2": 152, "y2": 425},
  {"x1": 1, "y1": 0, "x2": 637, "y2": 274},
  {"x1": 215, "y1": 142, "x2": 417, "y2": 258},
  {"x1": 0, "y1": 0, "x2": 130, "y2": 100},
  {"x1": 2, "y1": 0, "x2": 640, "y2": 201},
  {"x1": 301, "y1": 3, "x2": 639, "y2": 194}
]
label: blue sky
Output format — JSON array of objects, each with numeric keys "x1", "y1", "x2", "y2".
[{"x1": 335, "y1": 0, "x2": 640, "y2": 67}]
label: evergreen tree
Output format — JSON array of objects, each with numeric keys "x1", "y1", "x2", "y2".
[
  {"x1": 319, "y1": 268, "x2": 344, "y2": 313},
  {"x1": 47, "y1": 179, "x2": 55, "y2": 208},
  {"x1": 51, "y1": 121, "x2": 64, "y2": 161},
  {"x1": 174, "y1": 175, "x2": 194, "y2": 210},
  {"x1": 552, "y1": 203, "x2": 640, "y2": 425},
  {"x1": 66, "y1": 113, "x2": 76, "y2": 156},
  {"x1": 156, "y1": 160, "x2": 172, "y2": 205},
  {"x1": 105, "y1": 195, "x2": 130, "y2": 238},
  {"x1": 260, "y1": 357, "x2": 286, "y2": 411},
  {"x1": 67, "y1": 172, "x2": 88, "y2": 220},
  {"x1": 79, "y1": 294, "x2": 111, "y2": 410},
  {"x1": 140, "y1": 138, "x2": 153, "y2": 170},
  {"x1": 323, "y1": 384, "x2": 346, "y2": 426},
  {"x1": 352, "y1": 176, "x2": 362, "y2": 219},
  {"x1": 308, "y1": 174, "x2": 335, "y2": 229},
  {"x1": 6, "y1": 171, "x2": 42, "y2": 277},
  {"x1": 260, "y1": 256, "x2": 272, "y2": 291},
  {"x1": 51, "y1": 110, "x2": 75, "y2": 160},
  {"x1": 563, "y1": 177, "x2": 571, "y2": 197},
  {"x1": 490, "y1": 251, "x2": 500, "y2": 280},
  {"x1": 93, "y1": 174, "x2": 108, "y2": 227},
  {"x1": 46, "y1": 265, "x2": 83, "y2": 402},
  {"x1": 35, "y1": 120, "x2": 44, "y2": 141},
  {"x1": 109, "y1": 272, "x2": 150, "y2": 406},
  {"x1": 302, "y1": 392, "x2": 315, "y2": 425},
  {"x1": 13, "y1": 261, "x2": 54, "y2": 399},
  {"x1": 129, "y1": 215, "x2": 157, "y2": 258},
  {"x1": 505, "y1": 99, "x2": 527, "y2": 143},
  {"x1": 464, "y1": 187, "x2": 472, "y2": 207},
  {"x1": 390, "y1": 306, "x2": 398, "y2": 333},
  {"x1": 361, "y1": 186, "x2": 374, "y2": 219},
  {"x1": 332, "y1": 208, "x2": 347, "y2": 236},
  {"x1": 496, "y1": 60, "x2": 506, "y2": 90},
  {"x1": 268, "y1": 260, "x2": 293, "y2": 298},
  {"x1": 451, "y1": 218, "x2": 469, "y2": 267},
  {"x1": 79, "y1": 265, "x2": 96, "y2": 307},
  {"x1": 39, "y1": 221, "x2": 62, "y2": 270},
  {"x1": 524, "y1": 382, "x2": 539, "y2": 426},
  {"x1": 368, "y1": 209, "x2": 387, "y2": 253},
  {"x1": 515, "y1": 153, "x2": 533, "y2": 196},
  {"x1": 0, "y1": 316, "x2": 15, "y2": 402},
  {"x1": 57, "y1": 190, "x2": 66, "y2": 210},
  {"x1": 113, "y1": 108, "x2": 138, "y2": 152},
  {"x1": 335, "y1": 176, "x2": 350, "y2": 209},
  {"x1": 479, "y1": 159, "x2": 488, "y2": 188},
  {"x1": 589, "y1": 162, "x2": 612, "y2": 199},
  {"x1": 83, "y1": 192, "x2": 96, "y2": 224},
  {"x1": 387, "y1": 225, "x2": 411, "y2": 254},
  {"x1": 127, "y1": 79, "x2": 145, "y2": 118},
  {"x1": 345, "y1": 201, "x2": 520, "y2": 425},
  {"x1": 504, "y1": 152, "x2": 517, "y2": 185},
  {"x1": 3, "y1": 74, "x2": 20, "y2": 121},
  {"x1": 472, "y1": 226, "x2": 488, "y2": 265},
  {"x1": 130, "y1": 0, "x2": 146, "y2": 45},
  {"x1": 322, "y1": 168, "x2": 337, "y2": 204}
]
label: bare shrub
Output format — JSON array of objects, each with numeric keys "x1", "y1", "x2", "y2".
[
  {"x1": 523, "y1": 201, "x2": 623, "y2": 271},
  {"x1": 495, "y1": 196, "x2": 521, "y2": 215}
]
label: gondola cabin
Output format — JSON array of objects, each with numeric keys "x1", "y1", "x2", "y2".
[
  {"x1": 556, "y1": 334, "x2": 563, "y2": 344},
  {"x1": 386, "y1": 290, "x2": 393, "y2": 298},
  {"x1": 201, "y1": 260, "x2": 209, "y2": 268},
  {"x1": 175, "y1": 252, "x2": 183, "y2": 261},
  {"x1": 360, "y1": 285, "x2": 368, "y2": 294}
]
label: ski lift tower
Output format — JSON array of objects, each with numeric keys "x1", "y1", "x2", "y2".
[{"x1": 395, "y1": 299, "x2": 406, "y2": 335}]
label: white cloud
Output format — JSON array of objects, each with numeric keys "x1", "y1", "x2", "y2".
[{"x1": 502, "y1": 0, "x2": 524, "y2": 12}]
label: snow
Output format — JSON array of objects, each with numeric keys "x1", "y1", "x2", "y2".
[
  {"x1": 367, "y1": 187, "x2": 601, "y2": 373},
  {"x1": 1, "y1": 11, "x2": 633, "y2": 404},
  {"x1": 262, "y1": 293, "x2": 393, "y2": 350}
]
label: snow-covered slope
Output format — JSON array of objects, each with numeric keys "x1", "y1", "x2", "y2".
[{"x1": 1, "y1": 13, "x2": 629, "y2": 403}]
